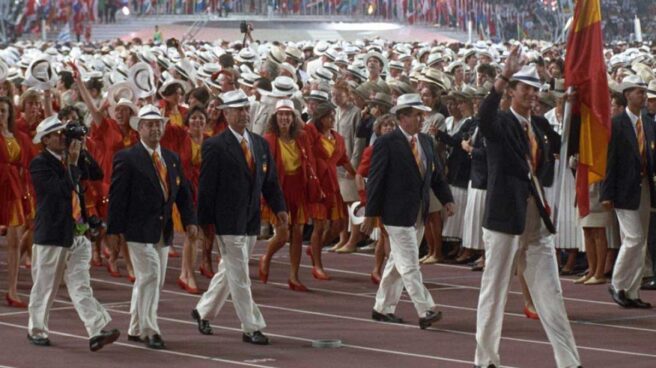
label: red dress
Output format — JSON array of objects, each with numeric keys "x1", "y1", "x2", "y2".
[
  {"x1": 0, "y1": 132, "x2": 34, "y2": 226},
  {"x1": 263, "y1": 131, "x2": 316, "y2": 225},
  {"x1": 356, "y1": 146, "x2": 374, "y2": 204},
  {"x1": 179, "y1": 135, "x2": 203, "y2": 205},
  {"x1": 304, "y1": 123, "x2": 349, "y2": 221}
]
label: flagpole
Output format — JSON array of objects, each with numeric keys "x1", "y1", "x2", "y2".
[{"x1": 553, "y1": 86, "x2": 574, "y2": 225}]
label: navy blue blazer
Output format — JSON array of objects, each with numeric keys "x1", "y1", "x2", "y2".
[
  {"x1": 107, "y1": 143, "x2": 197, "y2": 245},
  {"x1": 436, "y1": 117, "x2": 476, "y2": 188},
  {"x1": 197, "y1": 129, "x2": 286, "y2": 236},
  {"x1": 30, "y1": 149, "x2": 103, "y2": 247},
  {"x1": 601, "y1": 110, "x2": 656, "y2": 210},
  {"x1": 478, "y1": 88, "x2": 554, "y2": 235},
  {"x1": 365, "y1": 128, "x2": 453, "y2": 227}
]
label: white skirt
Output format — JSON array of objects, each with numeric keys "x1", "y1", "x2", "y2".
[
  {"x1": 442, "y1": 185, "x2": 468, "y2": 239},
  {"x1": 462, "y1": 182, "x2": 486, "y2": 250},
  {"x1": 555, "y1": 168, "x2": 582, "y2": 250}
]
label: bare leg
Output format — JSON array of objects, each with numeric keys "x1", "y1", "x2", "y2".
[
  {"x1": 6, "y1": 226, "x2": 24, "y2": 301},
  {"x1": 336, "y1": 222, "x2": 362, "y2": 253},
  {"x1": 288, "y1": 224, "x2": 304, "y2": 284},
  {"x1": 579, "y1": 228, "x2": 596, "y2": 283},
  {"x1": 19, "y1": 222, "x2": 32, "y2": 267},
  {"x1": 604, "y1": 249, "x2": 617, "y2": 276},
  {"x1": 261, "y1": 223, "x2": 290, "y2": 281},
  {"x1": 593, "y1": 228, "x2": 608, "y2": 280},
  {"x1": 428, "y1": 211, "x2": 444, "y2": 260},
  {"x1": 180, "y1": 233, "x2": 199, "y2": 289},
  {"x1": 561, "y1": 249, "x2": 578, "y2": 273},
  {"x1": 311, "y1": 220, "x2": 329, "y2": 276}
]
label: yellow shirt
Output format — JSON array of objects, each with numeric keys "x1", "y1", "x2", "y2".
[
  {"x1": 5, "y1": 136, "x2": 21, "y2": 162},
  {"x1": 320, "y1": 135, "x2": 335, "y2": 157},
  {"x1": 279, "y1": 139, "x2": 301, "y2": 174},
  {"x1": 191, "y1": 140, "x2": 202, "y2": 166},
  {"x1": 169, "y1": 112, "x2": 183, "y2": 127}
]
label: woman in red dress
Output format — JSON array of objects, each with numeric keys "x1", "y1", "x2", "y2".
[
  {"x1": 305, "y1": 102, "x2": 356, "y2": 280},
  {"x1": 258, "y1": 99, "x2": 316, "y2": 291},
  {"x1": 0, "y1": 96, "x2": 34, "y2": 307},
  {"x1": 176, "y1": 105, "x2": 208, "y2": 294},
  {"x1": 355, "y1": 114, "x2": 396, "y2": 284}
]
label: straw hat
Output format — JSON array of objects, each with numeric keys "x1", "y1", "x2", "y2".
[
  {"x1": 129, "y1": 104, "x2": 168, "y2": 131},
  {"x1": 390, "y1": 93, "x2": 432, "y2": 114},
  {"x1": 128, "y1": 62, "x2": 156, "y2": 98},
  {"x1": 109, "y1": 97, "x2": 139, "y2": 121},
  {"x1": 618, "y1": 75, "x2": 648, "y2": 92},
  {"x1": 219, "y1": 89, "x2": 252, "y2": 109},
  {"x1": 510, "y1": 64, "x2": 542, "y2": 89},
  {"x1": 275, "y1": 99, "x2": 295, "y2": 112},
  {"x1": 32, "y1": 115, "x2": 65, "y2": 144},
  {"x1": 647, "y1": 79, "x2": 656, "y2": 99},
  {"x1": 24, "y1": 57, "x2": 58, "y2": 91}
]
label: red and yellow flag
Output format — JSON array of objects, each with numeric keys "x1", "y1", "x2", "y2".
[{"x1": 564, "y1": 0, "x2": 611, "y2": 217}]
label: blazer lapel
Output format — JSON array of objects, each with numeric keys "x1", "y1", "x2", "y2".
[
  {"x1": 225, "y1": 131, "x2": 253, "y2": 176},
  {"x1": 394, "y1": 129, "x2": 423, "y2": 182},
  {"x1": 136, "y1": 144, "x2": 165, "y2": 199},
  {"x1": 163, "y1": 151, "x2": 178, "y2": 203},
  {"x1": 621, "y1": 112, "x2": 641, "y2": 161}
]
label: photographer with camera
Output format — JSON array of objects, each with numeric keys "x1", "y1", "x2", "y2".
[
  {"x1": 27, "y1": 115, "x2": 120, "y2": 351},
  {"x1": 240, "y1": 21, "x2": 254, "y2": 46}
]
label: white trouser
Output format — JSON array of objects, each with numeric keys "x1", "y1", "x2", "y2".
[
  {"x1": 374, "y1": 221, "x2": 435, "y2": 317},
  {"x1": 28, "y1": 236, "x2": 111, "y2": 339},
  {"x1": 196, "y1": 235, "x2": 266, "y2": 333},
  {"x1": 475, "y1": 198, "x2": 580, "y2": 368},
  {"x1": 613, "y1": 178, "x2": 651, "y2": 299},
  {"x1": 127, "y1": 242, "x2": 169, "y2": 338}
]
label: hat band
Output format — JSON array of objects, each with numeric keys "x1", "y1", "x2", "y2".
[
  {"x1": 223, "y1": 98, "x2": 250, "y2": 106},
  {"x1": 270, "y1": 52, "x2": 283, "y2": 64},
  {"x1": 512, "y1": 76, "x2": 541, "y2": 84},
  {"x1": 40, "y1": 123, "x2": 65, "y2": 136},
  {"x1": 276, "y1": 85, "x2": 295, "y2": 92},
  {"x1": 140, "y1": 111, "x2": 164, "y2": 119}
]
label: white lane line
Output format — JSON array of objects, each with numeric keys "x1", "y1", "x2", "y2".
[
  {"x1": 103, "y1": 307, "x2": 481, "y2": 367},
  {"x1": 0, "y1": 320, "x2": 279, "y2": 368},
  {"x1": 89, "y1": 277, "x2": 656, "y2": 359}
]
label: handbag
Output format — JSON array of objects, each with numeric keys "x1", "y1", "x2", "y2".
[{"x1": 300, "y1": 147, "x2": 326, "y2": 203}]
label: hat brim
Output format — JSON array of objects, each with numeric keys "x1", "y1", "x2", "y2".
[
  {"x1": 32, "y1": 124, "x2": 65, "y2": 144},
  {"x1": 219, "y1": 100, "x2": 252, "y2": 109},
  {"x1": 510, "y1": 77, "x2": 542, "y2": 90},
  {"x1": 619, "y1": 83, "x2": 648, "y2": 92},
  {"x1": 129, "y1": 116, "x2": 169, "y2": 131}
]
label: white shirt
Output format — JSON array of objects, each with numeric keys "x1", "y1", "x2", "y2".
[
  {"x1": 625, "y1": 107, "x2": 641, "y2": 137},
  {"x1": 229, "y1": 126, "x2": 253, "y2": 152},
  {"x1": 141, "y1": 140, "x2": 166, "y2": 168},
  {"x1": 399, "y1": 127, "x2": 426, "y2": 172},
  {"x1": 46, "y1": 148, "x2": 64, "y2": 163}
]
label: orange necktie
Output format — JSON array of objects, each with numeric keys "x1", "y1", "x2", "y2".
[
  {"x1": 152, "y1": 151, "x2": 169, "y2": 200},
  {"x1": 523, "y1": 122, "x2": 539, "y2": 171},
  {"x1": 410, "y1": 136, "x2": 425, "y2": 176},
  {"x1": 61, "y1": 158, "x2": 82, "y2": 221},
  {"x1": 241, "y1": 139, "x2": 255, "y2": 172}
]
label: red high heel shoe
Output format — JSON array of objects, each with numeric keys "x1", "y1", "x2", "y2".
[
  {"x1": 6, "y1": 294, "x2": 27, "y2": 308},
  {"x1": 312, "y1": 267, "x2": 331, "y2": 281},
  {"x1": 106, "y1": 263, "x2": 121, "y2": 278},
  {"x1": 127, "y1": 274, "x2": 136, "y2": 283},
  {"x1": 523, "y1": 306, "x2": 539, "y2": 320},
  {"x1": 199, "y1": 265, "x2": 215, "y2": 279},
  {"x1": 288, "y1": 280, "x2": 309, "y2": 292},
  {"x1": 168, "y1": 247, "x2": 180, "y2": 257},
  {"x1": 177, "y1": 278, "x2": 200, "y2": 294},
  {"x1": 370, "y1": 273, "x2": 381, "y2": 285},
  {"x1": 259, "y1": 256, "x2": 269, "y2": 284}
]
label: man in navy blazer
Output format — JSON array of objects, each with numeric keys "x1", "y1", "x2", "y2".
[
  {"x1": 473, "y1": 48, "x2": 580, "y2": 368},
  {"x1": 362, "y1": 93, "x2": 454, "y2": 330},
  {"x1": 192, "y1": 90, "x2": 286, "y2": 345},
  {"x1": 107, "y1": 105, "x2": 198, "y2": 349},
  {"x1": 28, "y1": 116, "x2": 120, "y2": 351},
  {"x1": 601, "y1": 75, "x2": 655, "y2": 309}
]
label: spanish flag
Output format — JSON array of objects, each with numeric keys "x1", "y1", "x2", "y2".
[{"x1": 564, "y1": 0, "x2": 611, "y2": 217}]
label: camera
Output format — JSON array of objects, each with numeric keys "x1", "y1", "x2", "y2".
[
  {"x1": 240, "y1": 21, "x2": 252, "y2": 33},
  {"x1": 86, "y1": 215, "x2": 104, "y2": 242},
  {"x1": 63, "y1": 122, "x2": 88, "y2": 144}
]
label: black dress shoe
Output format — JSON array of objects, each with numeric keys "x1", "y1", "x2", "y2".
[
  {"x1": 27, "y1": 334, "x2": 51, "y2": 347},
  {"x1": 609, "y1": 286, "x2": 633, "y2": 308},
  {"x1": 419, "y1": 310, "x2": 442, "y2": 329},
  {"x1": 192, "y1": 309, "x2": 213, "y2": 335},
  {"x1": 146, "y1": 334, "x2": 166, "y2": 349},
  {"x1": 371, "y1": 309, "x2": 405, "y2": 323},
  {"x1": 127, "y1": 335, "x2": 143, "y2": 342},
  {"x1": 641, "y1": 279, "x2": 656, "y2": 290},
  {"x1": 242, "y1": 331, "x2": 269, "y2": 345},
  {"x1": 629, "y1": 298, "x2": 652, "y2": 309},
  {"x1": 89, "y1": 329, "x2": 120, "y2": 352}
]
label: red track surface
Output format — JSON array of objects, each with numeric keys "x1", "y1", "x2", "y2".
[{"x1": 1, "y1": 239, "x2": 655, "y2": 368}]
